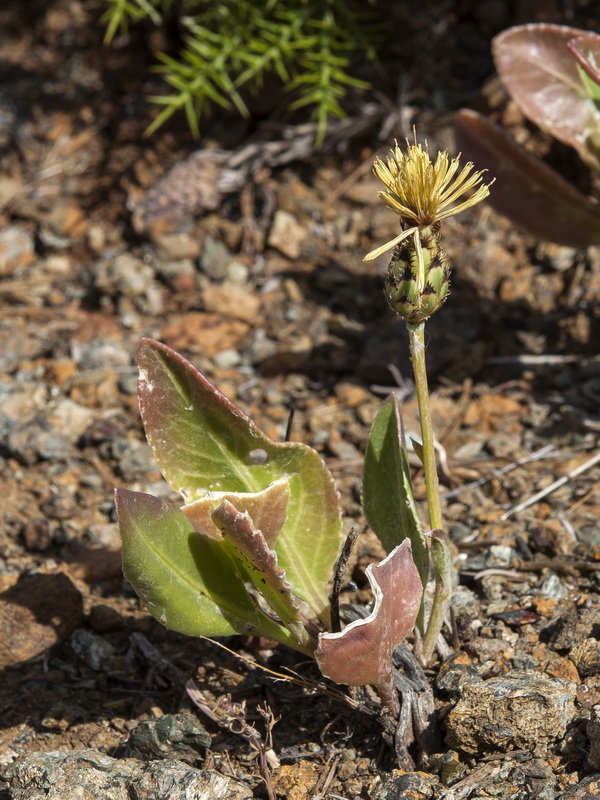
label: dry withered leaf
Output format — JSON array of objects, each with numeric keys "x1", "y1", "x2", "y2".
[{"x1": 315, "y1": 539, "x2": 421, "y2": 715}]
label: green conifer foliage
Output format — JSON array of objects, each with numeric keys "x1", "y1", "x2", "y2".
[{"x1": 101, "y1": 0, "x2": 380, "y2": 143}]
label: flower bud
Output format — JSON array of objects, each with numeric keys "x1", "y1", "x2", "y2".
[{"x1": 384, "y1": 228, "x2": 450, "y2": 323}]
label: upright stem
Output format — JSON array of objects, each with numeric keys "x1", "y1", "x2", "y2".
[
  {"x1": 407, "y1": 321, "x2": 442, "y2": 530},
  {"x1": 407, "y1": 320, "x2": 451, "y2": 663}
]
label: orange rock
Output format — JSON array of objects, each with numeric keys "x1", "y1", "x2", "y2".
[
  {"x1": 272, "y1": 760, "x2": 318, "y2": 800},
  {"x1": 545, "y1": 657, "x2": 581, "y2": 684},
  {"x1": 160, "y1": 312, "x2": 250, "y2": 357},
  {"x1": 43, "y1": 358, "x2": 77, "y2": 388},
  {"x1": 0, "y1": 572, "x2": 83, "y2": 668},
  {"x1": 532, "y1": 597, "x2": 557, "y2": 617},
  {"x1": 201, "y1": 284, "x2": 261, "y2": 325}
]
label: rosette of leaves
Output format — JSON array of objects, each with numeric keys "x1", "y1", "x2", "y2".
[
  {"x1": 101, "y1": 0, "x2": 380, "y2": 144},
  {"x1": 115, "y1": 340, "x2": 422, "y2": 712},
  {"x1": 455, "y1": 24, "x2": 600, "y2": 247}
]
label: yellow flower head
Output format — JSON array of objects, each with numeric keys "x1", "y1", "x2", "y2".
[{"x1": 364, "y1": 138, "x2": 492, "y2": 262}]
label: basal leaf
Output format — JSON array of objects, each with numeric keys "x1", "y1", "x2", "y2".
[
  {"x1": 315, "y1": 540, "x2": 422, "y2": 716},
  {"x1": 492, "y1": 23, "x2": 600, "y2": 172},
  {"x1": 115, "y1": 488, "x2": 301, "y2": 650},
  {"x1": 363, "y1": 395, "x2": 428, "y2": 591},
  {"x1": 455, "y1": 109, "x2": 600, "y2": 247},
  {"x1": 137, "y1": 339, "x2": 343, "y2": 624}
]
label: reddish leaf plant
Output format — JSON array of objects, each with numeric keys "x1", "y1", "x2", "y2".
[
  {"x1": 115, "y1": 338, "x2": 423, "y2": 714},
  {"x1": 455, "y1": 23, "x2": 600, "y2": 246}
]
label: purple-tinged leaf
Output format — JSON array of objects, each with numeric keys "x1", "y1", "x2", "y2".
[
  {"x1": 455, "y1": 109, "x2": 600, "y2": 247},
  {"x1": 137, "y1": 339, "x2": 343, "y2": 624},
  {"x1": 212, "y1": 499, "x2": 312, "y2": 651},
  {"x1": 182, "y1": 478, "x2": 290, "y2": 545},
  {"x1": 314, "y1": 539, "x2": 421, "y2": 716},
  {"x1": 492, "y1": 24, "x2": 600, "y2": 171},
  {"x1": 114, "y1": 488, "x2": 301, "y2": 649}
]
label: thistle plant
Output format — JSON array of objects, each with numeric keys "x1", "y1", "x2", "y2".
[
  {"x1": 115, "y1": 339, "x2": 422, "y2": 718},
  {"x1": 363, "y1": 137, "x2": 492, "y2": 663},
  {"x1": 113, "y1": 138, "x2": 491, "y2": 723}
]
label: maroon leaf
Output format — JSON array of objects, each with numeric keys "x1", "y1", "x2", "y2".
[
  {"x1": 455, "y1": 109, "x2": 600, "y2": 247},
  {"x1": 314, "y1": 539, "x2": 421, "y2": 716},
  {"x1": 492, "y1": 24, "x2": 600, "y2": 171}
]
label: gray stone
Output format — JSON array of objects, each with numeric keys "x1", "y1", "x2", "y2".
[
  {"x1": 546, "y1": 607, "x2": 600, "y2": 652},
  {"x1": 71, "y1": 338, "x2": 130, "y2": 369},
  {"x1": 578, "y1": 523, "x2": 600, "y2": 546},
  {"x1": 200, "y1": 236, "x2": 231, "y2": 280},
  {"x1": 436, "y1": 651, "x2": 481, "y2": 696},
  {"x1": 586, "y1": 706, "x2": 600, "y2": 770},
  {"x1": 3, "y1": 417, "x2": 73, "y2": 465},
  {"x1": 7, "y1": 750, "x2": 132, "y2": 800},
  {"x1": 129, "y1": 759, "x2": 252, "y2": 800},
  {"x1": 372, "y1": 770, "x2": 442, "y2": 799},
  {"x1": 557, "y1": 774, "x2": 600, "y2": 799},
  {"x1": 456, "y1": 758, "x2": 557, "y2": 800},
  {"x1": 445, "y1": 671, "x2": 576, "y2": 755},
  {"x1": 95, "y1": 253, "x2": 155, "y2": 299},
  {"x1": 69, "y1": 629, "x2": 116, "y2": 672},
  {"x1": 47, "y1": 399, "x2": 94, "y2": 443},
  {"x1": 213, "y1": 348, "x2": 241, "y2": 369},
  {"x1": 6, "y1": 750, "x2": 252, "y2": 800},
  {"x1": 462, "y1": 545, "x2": 516, "y2": 573},
  {"x1": 570, "y1": 638, "x2": 600, "y2": 678},
  {"x1": 123, "y1": 713, "x2": 211, "y2": 765},
  {"x1": 110, "y1": 438, "x2": 158, "y2": 482}
]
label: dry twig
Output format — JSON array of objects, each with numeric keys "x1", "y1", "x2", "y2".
[{"x1": 501, "y1": 450, "x2": 600, "y2": 519}]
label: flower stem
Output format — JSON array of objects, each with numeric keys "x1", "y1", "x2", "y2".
[
  {"x1": 407, "y1": 320, "x2": 451, "y2": 663},
  {"x1": 407, "y1": 321, "x2": 442, "y2": 530}
]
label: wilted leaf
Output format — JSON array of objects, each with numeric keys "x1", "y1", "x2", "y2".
[
  {"x1": 492, "y1": 23, "x2": 600, "y2": 171},
  {"x1": 137, "y1": 339, "x2": 343, "y2": 624},
  {"x1": 455, "y1": 109, "x2": 600, "y2": 247},
  {"x1": 115, "y1": 488, "x2": 302, "y2": 650},
  {"x1": 212, "y1": 499, "x2": 311, "y2": 651},
  {"x1": 363, "y1": 395, "x2": 428, "y2": 595},
  {"x1": 182, "y1": 478, "x2": 290, "y2": 544},
  {"x1": 315, "y1": 539, "x2": 422, "y2": 716}
]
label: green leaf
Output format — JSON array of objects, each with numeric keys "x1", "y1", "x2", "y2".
[
  {"x1": 363, "y1": 395, "x2": 428, "y2": 593},
  {"x1": 137, "y1": 338, "x2": 343, "y2": 625},
  {"x1": 115, "y1": 488, "x2": 301, "y2": 649}
]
